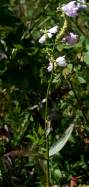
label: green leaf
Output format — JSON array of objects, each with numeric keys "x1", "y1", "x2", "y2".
[
  {"x1": 53, "y1": 169, "x2": 62, "y2": 179},
  {"x1": 67, "y1": 63, "x2": 73, "y2": 72},
  {"x1": 49, "y1": 123, "x2": 74, "y2": 157},
  {"x1": 84, "y1": 51, "x2": 89, "y2": 65},
  {"x1": 78, "y1": 76, "x2": 86, "y2": 84}
]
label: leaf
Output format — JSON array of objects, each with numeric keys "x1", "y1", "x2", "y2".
[
  {"x1": 84, "y1": 51, "x2": 89, "y2": 65},
  {"x1": 67, "y1": 63, "x2": 73, "y2": 72},
  {"x1": 49, "y1": 123, "x2": 74, "y2": 157},
  {"x1": 14, "y1": 113, "x2": 30, "y2": 146},
  {"x1": 78, "y1": 76, "x2": 86, "y2": 84}
]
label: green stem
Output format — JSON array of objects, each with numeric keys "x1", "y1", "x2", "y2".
[
  {"x1": 45, "y1": 70, "x2": 53, "y2": 187},
  {"x1": 55, "y1": 13, "x2": 68, "y2": 43}
]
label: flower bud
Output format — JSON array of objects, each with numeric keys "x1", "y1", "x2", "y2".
[{"x1": 56, "y1": 56, "x2": 67, "y2": 67}]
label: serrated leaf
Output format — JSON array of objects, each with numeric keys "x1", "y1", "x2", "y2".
[{"x1": 49, "y1": 123, "x2": 74, "y2": 157}]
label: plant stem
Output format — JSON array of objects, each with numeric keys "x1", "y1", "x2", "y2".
[
  {"x1": 45, "y1": 71, "x2": 53, "y2": 187},
  {"x1": 55, "y1": 13, "x2": 68, "y2": 43}
]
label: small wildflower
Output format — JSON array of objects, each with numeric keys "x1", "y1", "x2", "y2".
[
  {"x1": 47, "y1": 62, "x2": 53, "y2": 72},
  {"x1": 0, "y1": 53, "x2": 7, "y2": 60},
  {"x1": 56, "y1": 56, "x2": 67, "y2": 67},
  {"x1": 38, "y1": 34, "x2": 46, "y2": 44},
  {"x1": 41, "y1": 98, "x2": 46, "y2": 104},
  {"x1": 62, "y1": 0, "x2": 87, "y2": 17},
  {"x1": 62, "y1": 32, "x2": 78, "y2": 45},
  {"x1": 47, "y1": 32, "x2": 53, "y2": 38},
  {"x1": 77, "y1": 0, "x2": 87, "y2": 10},
  {"x1": 39, "y1": 25, "x2": 58, "y2": 44},
  {"x1": 62, "y1": 1, "x2": 79, "y2": 17},
  {"x1": 48, "y1": 25, "x2": 58, "y2": 34}
]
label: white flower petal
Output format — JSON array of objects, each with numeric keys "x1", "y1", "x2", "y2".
[
  {"x1": 48, "y1": 25, "x2": 58, "y2": 34},
  {"x1": 56, "y1": 56, "x2": 67, "y2": 67},
  {"x1": 38, "y1": 34, "x2": 46, "y2": 43},
  {"x1": 47, "y1": 32, "x2": 53, "y2": 38},
  {"x1": 47, "y1": 62, "x2": 53, "y2": 72}
]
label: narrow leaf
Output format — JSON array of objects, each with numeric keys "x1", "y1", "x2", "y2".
[{"x1": 49, "y1": 123, "x2": 74, "y2": 157}]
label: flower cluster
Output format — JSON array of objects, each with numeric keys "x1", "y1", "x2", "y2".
[
  {"x1": 39, "y1": 25, "x2": 58, "y2": 44},
  {"x1": 38, "y1": 0, "x2": 87, "y2": 73},
  {"x1": 47, "y1": 56, "x2": 67, "y2": 72},
  {"x1": 62, "y1": 0, "x2": 87, "y2": 17},
  {"x1": 62, "y1": 1, "x2": 79, "y2": 17}
]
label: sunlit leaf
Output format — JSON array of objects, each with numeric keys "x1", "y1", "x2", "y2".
[
  {"x1": 49, "y1": 123, "x2": 74, "y2": 157},
  {"x1": 84, "y1": 51, "x2": 89, "y2": 65},
  {"x1": 78, "y1": 76, "x2": 86, "y2": 84}
]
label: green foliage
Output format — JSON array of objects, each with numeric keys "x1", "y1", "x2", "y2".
[{"x1": 49, "y1": 123, "x2": 74, "y2": 157}]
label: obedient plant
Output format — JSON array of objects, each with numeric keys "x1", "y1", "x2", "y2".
[
  {"x1": 38, "y1": 0, "x2": 88, "y2": 186},
  {"x1": 62, "y1": 0, "x2": 87, "y2": 17},
  {"x1": 77, "y1": 0, "x2": 87, "y2": 10},
  {"x1": 62, "y1": 32, "x2": 78, "y2": 45},
  {"x1": 47, "y1": 62, "x2": 53, "y2": 72},
  {"x1": 62, "y1": 1, "x2": 79, "y2": 17},
  {"x1": 0, "y1": 0, "x2": 89, "y2": 187},
  {"x1": 56, "y1": 56, "x2": 67, "y2": 67},
  {"x1": 48, "y1": 25, "x2": 58, "y2": 34},
  {"x1": 47, "y1": 56, "x2": 67, "y2": 72},
  {"x1": 39, "y1": 25, "x2": 58, "y2": 43}
]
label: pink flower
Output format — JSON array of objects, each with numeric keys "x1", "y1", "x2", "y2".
[
  {"x1": 62, "y1": 0, "x2": 87, "y2": 17},
  {"x1": 62, "y1": 32, "x2": 78, "y2": 45},
  {"x1": 62, "y1": 1, "x2": 79, "y2": 17}
]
